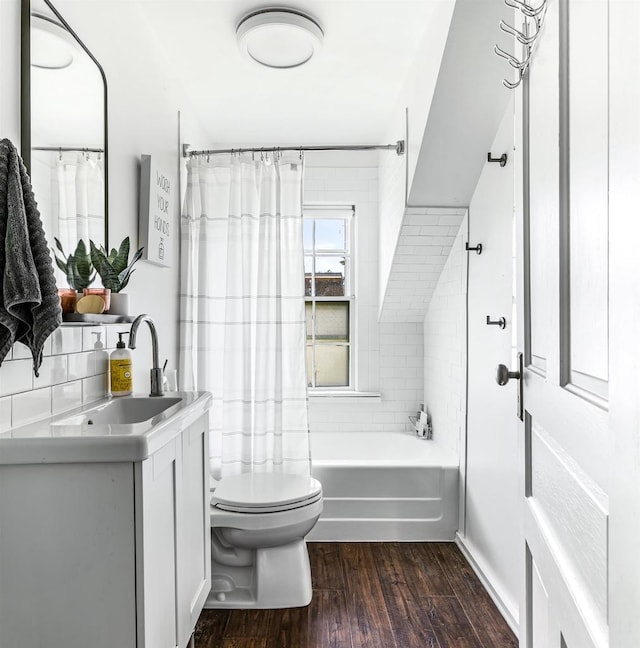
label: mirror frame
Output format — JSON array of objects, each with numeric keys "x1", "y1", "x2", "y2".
[{"x1": 20, "y1": 0, "x2": 109, "y2": 250}]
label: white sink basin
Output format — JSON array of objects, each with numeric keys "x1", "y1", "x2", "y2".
[
  {"x1": 0, "y1": 391, "x2": 212, "y2": 465},
  {"x1": 54, "y1": 397, "x2": 183, "y2": 426}
]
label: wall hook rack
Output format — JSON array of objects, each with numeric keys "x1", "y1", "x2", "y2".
[
  {"x1": 466, "y1": 242, "x2": 483, "y2": 255},
  {"x1": 486, "y1": 315, "x2": 507, "y2": 329},
  {"x1": 487, "y1": 152, "x2": 508, "y2": 167},
  {"x1": 494, "y1": 0, "x2": 548, "y2": 89}
]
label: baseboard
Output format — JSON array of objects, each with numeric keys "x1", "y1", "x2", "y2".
[{"x1": 455, "y1": 533, "x2": 519, "y2": 637}]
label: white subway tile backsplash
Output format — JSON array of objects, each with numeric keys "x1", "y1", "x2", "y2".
[
  {"x1": 0, "y1": 359, "x2": 32, "y2": 396},
  {"x1": 52, "y1": 381, "x2": 83, "y2": 415},
  {"x1": 11, "y1": 343, "x2": 32, "y2": 360},
  {"x1": 94, "y1": 350, "x2": 110, "y2": 376},
  {"x1": 33, "y1": 355, "x2": 68, "y2": 388},
  {"x1": 51, "y1": 327, "x2": 83, "y2": 355},
  {"x1": 0, "y1": 397, "x2": 11, "y2": 433},
  {"x1": 12, "y1": 387, "x2": 52, "y2": 428},
  {"x1": 0, "y1": 322, "x2": 126, "y2": 430},
  {"x1": 82, "y1": 374, "x2": 108, "y2": 404},
  {"x1": 67, "y1": 351, "x2": 96, "y2": 382},
  {"x1": 83, "y1": 325, "x2": 107, "y2": 351}
]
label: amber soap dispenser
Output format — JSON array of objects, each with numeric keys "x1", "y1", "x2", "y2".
[{"x1": 110, "y1": 332, "x2": 133, "y2": 396}]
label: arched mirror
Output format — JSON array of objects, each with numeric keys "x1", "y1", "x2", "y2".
[{"x1": 21, "y1": 0, "x2": 108, "y2": 253}]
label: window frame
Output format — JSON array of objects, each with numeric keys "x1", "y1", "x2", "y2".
[{"x1": 304, "y1": 204, "x2": 356, "y2": 392}]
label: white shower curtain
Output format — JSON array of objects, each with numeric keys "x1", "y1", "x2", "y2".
[
  {"x1": 55, "y1": 152, "x2": 104, "y2": 251},
  {"x1": 180, "y1": 153, "x2": 311, "y2": 479}
]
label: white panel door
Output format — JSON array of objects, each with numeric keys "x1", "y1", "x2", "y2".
[
  {"x1": 464, "y1": 95, "x2": 520, "y2": 627},
  {"x1": 515, "y1": 0, "x2": 609, "y2": 646},
  {"x1": 608, "y1": 2, "x2": 640, "y2": 647}
]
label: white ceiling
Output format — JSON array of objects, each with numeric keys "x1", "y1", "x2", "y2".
[{"x1": 131, "y1": 0, "x2": 454, "y2": 146}]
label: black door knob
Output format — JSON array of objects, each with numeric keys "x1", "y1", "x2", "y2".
[{"x1": 496, "y1": 364, "x2": 521, "y2": 386}]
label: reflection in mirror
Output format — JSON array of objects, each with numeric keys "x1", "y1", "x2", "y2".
[{"x1": 27, "y1": 0, "x2": 108, "y2": 268}]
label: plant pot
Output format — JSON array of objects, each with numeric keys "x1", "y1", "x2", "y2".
[
  {"x1": 58, "y1": 288, "x2": 77, "y2": 314},
  {"x1": 83, "y1": 287, "x2": 111, "y2": 311},
  {"x1": 108, "y1": 293, "x2": 129, "y2": 316}
]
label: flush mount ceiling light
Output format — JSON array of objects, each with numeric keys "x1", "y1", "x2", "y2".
[
  {"x1": 31, "y1": 14, "x2": 75, "y2": 70},
  {"x1": 236, "y1": 8, "x2": 324, "y2": 69}
]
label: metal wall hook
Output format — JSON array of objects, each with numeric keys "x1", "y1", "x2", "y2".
[
  {"x1": 487, "y1": 152, "x2": 508, "y2": 167},
  {"x1": 505, "y1": 0, "x2": 546, "y2": 18},
  {"x1": 494, "y1": 0, "x2": 547, "y2": 89},
  {"x1": 486, "y1": 315, "x2": 507, "y2": 329},
  {"x1": 494, "y1": 44, "x2": 528, "y2": 70},
  {"x1": 466, "y1": 242, "x2": 483, "y2": 255},
  {"x1": 499, "y1": 19, "x2": 538, "y2": 45}
]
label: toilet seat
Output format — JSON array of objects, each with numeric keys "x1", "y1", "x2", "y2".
[{"x1": 211, "y1": 473, "x2": 322, "y2": 514}]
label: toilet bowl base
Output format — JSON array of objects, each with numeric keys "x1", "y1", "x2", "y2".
[{"x1": 204, "y1": 539, "x2": 313, "y2": 609}]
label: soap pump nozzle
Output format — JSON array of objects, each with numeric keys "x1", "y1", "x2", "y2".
[{"x1": 116, "y1": 332, "x2": 129, "y2": 349}]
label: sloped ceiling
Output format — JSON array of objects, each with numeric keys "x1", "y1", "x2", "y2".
[
  {"x1": 379, "y1": 0, "x2": 514, "y2": 321},
  {"x1": 408, "y1": 0, "x2": 513, "y2": 206}
]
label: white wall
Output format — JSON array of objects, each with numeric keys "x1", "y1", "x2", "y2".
[
  {"x1": 0, "y1": 0, "x2": 197, "y2": 413},
  {"x1": 0, "y1": 0, "x2": 20, "y2": 145},
  {"x1": 0, "y1": 2, "x2": 121, "y2": 423},
  {"x1": 461, "y1": 98, "x2": 519, "y2": 629},
  {"x1": 45, "y1": 0, "x2": 197, "y2": 392},
  {"x1": 423, "y1": 213, "x2": 468, "y2": 458}
]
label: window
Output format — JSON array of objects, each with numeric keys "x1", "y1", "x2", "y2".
[{"x1": 304, "y1": 206, "x2": 354, "y2": 389}]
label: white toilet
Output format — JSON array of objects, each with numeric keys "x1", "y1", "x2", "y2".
[{"x1": 205, "y1": 472, "x2": 323, "y2": 609}]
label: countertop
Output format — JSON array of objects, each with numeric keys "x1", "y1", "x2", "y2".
[{"x1": 0, "y1": 391, "x2": 212, "y2": 465}]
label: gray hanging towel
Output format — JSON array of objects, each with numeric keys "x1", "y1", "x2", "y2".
[{"x1": 0, "y1": 139, "x2": 62, "y2": 376}]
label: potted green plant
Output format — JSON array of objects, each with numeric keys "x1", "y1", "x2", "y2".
[
  {"x1": 90, "y1": 237, "x2": 144, "y2": 315},
  {"x1": 52, "y1": 239, "x2": 96, "y2": 313}
]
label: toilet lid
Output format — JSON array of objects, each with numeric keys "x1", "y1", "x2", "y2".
[{"x1": 211, "y1": 473, "x2": 322, "y2": 513}]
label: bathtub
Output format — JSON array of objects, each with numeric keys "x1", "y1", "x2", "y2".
[{"x1": 307, "y1": 431, "x2": 459, "y2": 542}]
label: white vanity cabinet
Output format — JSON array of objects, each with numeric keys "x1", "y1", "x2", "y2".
[
  {"x1": 136, "y1": 416, "x2": 211, "y2": 648},
  {"x1": 0, "y1": 393, "x2": 211, "y2": 648}
]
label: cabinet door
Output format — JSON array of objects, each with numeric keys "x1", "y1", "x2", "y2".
[
  {"x1": 177, "y1": 415, "x2": 211, "y2": 647},
  {"x1": 136, "y1": 437, "x2": 182, "y2": 648},
  {"x1": 0, "y1": 462, "x2": 137, "y2": 648}
]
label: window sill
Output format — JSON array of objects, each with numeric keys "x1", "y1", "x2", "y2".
[{"x1": 308, "y1": 390, "x2": 381, "y2": 400}]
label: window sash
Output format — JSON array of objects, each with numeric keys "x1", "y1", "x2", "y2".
[{"x1": 304, "y1": 205, "x2": 354, "y2": 390}]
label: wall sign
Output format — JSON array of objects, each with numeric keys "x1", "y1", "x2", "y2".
[{"x1": 139, "y1": 155, "x2": 172, "y2": 267}]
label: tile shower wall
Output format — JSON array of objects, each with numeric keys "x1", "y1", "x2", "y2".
[
  {"x1": 423, "y1": 214, "x2": 468, "y2": 456},
  {"x1": 304, "y1": 152, "x2": 424, "y2": 434},
  {"x1": 378, "y1": 144, "x2": 406, "y2": 310},
  {"x1": 308, "y1": 322, "x2": 423, "y2": 434},
  {"x1": 0, "y1": 325, "x2": 127, "y2": 432}
]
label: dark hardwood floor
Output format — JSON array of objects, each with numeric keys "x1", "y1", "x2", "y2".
[{"x1": 194, "y1": 542, "x2": 518, "y2": 648}]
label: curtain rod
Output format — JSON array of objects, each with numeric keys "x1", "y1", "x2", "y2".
[
  {"x1": 32, "y1": 146, "x2": 104, "y2": 153},
  {"x1": 182, "y1": 140, "x2": 405, "y2": 158}
]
